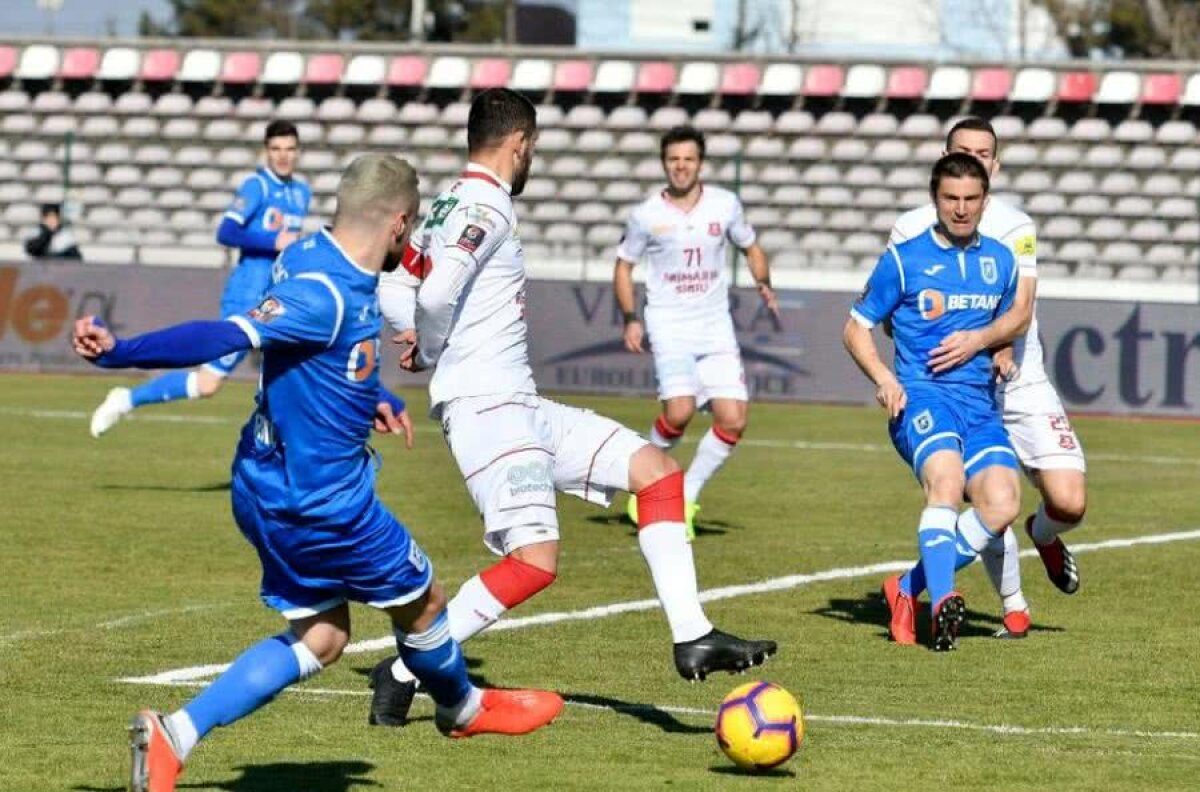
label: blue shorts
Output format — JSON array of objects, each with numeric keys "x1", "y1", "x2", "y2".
[
  {"x1": 231, "y1": 481, "x2": 434, "y2": 620},
  {"x1": 205, "y1": 259, "x2": 274, "y2": 377},
  {"x1": 889, "y1": 383, "x2": 1018, "y2": 481}
]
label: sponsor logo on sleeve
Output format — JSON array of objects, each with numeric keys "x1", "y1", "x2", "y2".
[
  {"x1": 456, "y1": 224, "x2": 487, "y2": 253},
  {"x1": 1014, "y1": 235, "x2": 1036, "y2": 257},
  {"x1": 249, "y1": 296, "x2": 285, "y2": 323}
]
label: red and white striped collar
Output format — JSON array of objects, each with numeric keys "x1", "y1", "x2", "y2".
[{"x1": 462, "y1": 162, "x2": 511, "y2": 194}]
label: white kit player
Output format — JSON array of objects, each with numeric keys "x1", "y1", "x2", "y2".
[
  {"x1": 615, "y1": 125, "x2": 777, "y2": 539},
  {"x1": 367, "y1": 89, "x2": 776, "y2": 727},
  {"x1": 889, "y1": 117, "x2": 1086, "y2": 639}
]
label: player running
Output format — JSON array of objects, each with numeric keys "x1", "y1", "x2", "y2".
[
  {"x1": 888, "y1": 117, "x2": 1086, "y2": 640},
  {"x1": 368, "y1": 89, "x2": 776, "y2": 727},
  {"x1": 844, "y1": 153, "x2": 1023, "y2": 651},
  {"x1": 615, "y1": 125, "x2": 777, "y2": 539},
  {"x1": 73, "y1": 154, "x2": 562, "y2": 792},
  {"x1": 89, "y1": 120, "x2": 312, "y2": 438}
]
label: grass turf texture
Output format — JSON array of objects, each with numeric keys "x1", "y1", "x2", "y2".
[{"x1": 1, "y1": 373, "x2": 1198, "y2": 791}]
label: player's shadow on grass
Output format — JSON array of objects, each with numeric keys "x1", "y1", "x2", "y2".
[
  {"x1": 77, "y1": 762, "x2": 380, "y2": 792},
  {"x1": 584, "y1": 512, "x2": 733, "y2": 539},
  {"x1": 810, "y1": 590, "x2": 1065, "y2": 641},
  {"x1": 563, "y1": 691, "x2": 711, "y2": 734},
  {"x1": 101, "y1": 480, "x2": 232, "y2": 493}
]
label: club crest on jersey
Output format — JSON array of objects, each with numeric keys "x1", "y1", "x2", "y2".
[
  {"x1": 249, "y1": 297, "x2": 285, "y2": 323},
  {"x1": 708, "y1": 222, "x2": 722, "y2": 237},
  {"x1": 456, "y1": 224, "x2": 487, "y2": 253},
  {"x1": 980, "y1": 256, "x2": 998, "y2": 284},
  {"x1": 913, "y1": 409, "x2": 935, "y2": 435}
]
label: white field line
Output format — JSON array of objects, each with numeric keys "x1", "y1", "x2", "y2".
[
  {"x1": 123, "y1": 680, "x2": 1200, "y2": 742},
  {"x1": 0, "y1": 604, "x2": 229, "y2": 645},
  {"x1": 2, "y1": 406, "x2": 1198, "y2": 467},
  {"x1": 118, "y1": 528, "x2": 1200, "y2": 687}
]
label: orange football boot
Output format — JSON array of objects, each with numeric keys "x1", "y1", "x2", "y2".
[
  {"x1": 882, "y1": 574, "x2": 917, "y2": 645},
  {"x1": 441, "y1": 689, "x2": 564, "y2": 738},
  {"x1": 996, "y1": 609, "x2": 1031, "y2": 639},
  {"x1": 128, "y1": 710, "x2": 183, "y2": 792}
]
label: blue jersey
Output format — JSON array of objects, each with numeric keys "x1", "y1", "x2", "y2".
[
  {"x1": 852, "y1": 227, "x2": 1018, "y2": 387},
  {"x1": 223, "y1": 166, "x2": 312, "y2": 267},
  {"x1": 227, "y1": 228, "x2": 382, "y2": 526}
]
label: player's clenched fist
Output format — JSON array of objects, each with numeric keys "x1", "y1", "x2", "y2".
[
  {"x1": 72, "y1": 316, "x2": 115, "y2": 359},
  {"x1": 623, "y1": 319, "x2": 644, "y2": 353},
  {"x1": 875, "y1": 377, "x2": 907, "y2": 420}
]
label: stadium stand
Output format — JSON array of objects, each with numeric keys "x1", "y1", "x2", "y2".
[{"x1": 0, "y1": 39, "x2": 1196, "y2": 285}]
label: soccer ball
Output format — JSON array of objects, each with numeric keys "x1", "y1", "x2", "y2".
[{"x1": 714, "y1": 681, "x2": 804, "y2": 771}]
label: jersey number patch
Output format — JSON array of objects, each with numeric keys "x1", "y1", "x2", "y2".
[{"x1": 427, "y1": 196, "x2": 460, "y2": 229}]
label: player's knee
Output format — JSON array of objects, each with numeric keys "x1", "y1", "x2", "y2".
[
  {"x1": 1045, "y1": 486, "x2": 1087, "y2": 525},
  {"x1": 628, "y1": 444, "x2": 681, "y2": 493},
  {"x1": 714, "y1": 412, "x2": 747, "y2": 438},
  {"x1": 300, "y1": 624, "x2": 351, "y2": 666},
  {"x1": 662, "y1": 404, "x2": 693, "y2": 432},
  {"x1": 977, "y1": 483, "x2": 1021, "y2": 530},
  {"x1": 925, "y1": 475, "x2": 966, "y2": 508}
]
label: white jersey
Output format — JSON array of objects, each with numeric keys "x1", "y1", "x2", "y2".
[
  {"x1": 617, "y1": 185, "x2": 756, "y2": 321},
  {"x1": 411, "y1": 164, "x2": 535, "y2": 410},
  {"x1": 891, "y1": 198, "x2": 1047, "y2": 391}
]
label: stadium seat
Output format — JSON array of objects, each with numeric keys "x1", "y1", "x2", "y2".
[
  {"x1": 774, "y1": 110, "x2": 814, "y2": 134},
  {"x1": 139, "y1": 49, "x2": 180, "y2": 82},
  {"x1": 1113, "y1": 119, "x2": 1153, "y2": 142},
  {"x1": 276, "y1": 96, "x2": 314, "y2": 120},
  {"x1": 79, "y1": 114, "x2": 118, "y2": 138},
  {"x1": 235, "y1": 97, "x2": 274, "y2": 120},
  {"x1": 1157, "y1": 197, "x2": 1195, "y2": 219},
  {"x1": 1097, "y1": 171, "x2": 1137, "y2": 195},
  {"x1": 150, "y1": 92, "x2": 192, "y2": 117},
  {"x1": 593, "y1": 60, "x2": 635, "y2": 94},
  {"x1": 471, "y1": 58, "x2": 512, "y2": 90},
  {"x1": 510, "y1": 58, "x2": 552, "y2": 93},
  {"x1": 886, "y1": 66, "x2": 926, "y2": 99},
  {"x1": 1129, "y1": 219, "x2": 1170, "y2": 241},
  {"x1": 316, "y1": 96, "x2": 354, "y2": 122},
  {"x1": 59, "y1": 47, "x2": 100, "y2": 80},
  {"x1": 804, "y1": 65, "x2": 844, "y2": 97},
  {"x1": 1141, "y1": 73, "x2": 1182, "y2": 105},
  {"x1": 97, "y1": 47, "x2": 140, "y2": 81},
  {"x1": 721, "y1": 63, "x2": 760, "y2": 97},
  {"x1": 1025, "y1": 192, "x2": 1066, "y2": 215},
  {"x1": 759, "y1": 63, "x2": 803, "y2": 98},
  {"x1": 305, "y1": 54, "x2": 344, "y2": 85},
  {"x1": 678, "y1": 61, "x2": 719, "y2": 94},
  {"x1": 121, "y1": 116, "x2": 158, "y2": 138},
  {"x1": 1010, "y1": 67, "x2": 1055, "y2": 102},
  {"x1": 1069, "y1": 118, "x2": 1110, "y2": 141},
  {"x1": 693, "y1": 108, "x2": 730, "y2": 131},
  {"x1": 1143, "y1": 173, "x2": 1183, "y2": 196},
  {"x1": 1058, "y1": 171, "x2": 1096, "y2": 194},
  {"x1": 1027, "y1": 116, "x2": 1068, "y2": 140},
  {"x1": 179, "y1": 49, "x2": 220, "y2": 83},
  {"x1": 1057, "y1": 71, "x2": 1097, "y2": 103},
  {"x1": 869, "y1": 139, "x2": 910, "y2": 163},
  {"x1": 0, "y1": 46, "x2": 17, "y2": 80},
  {"x1": 1155, "y1": 120, "x2": 1196, "y2": 144},
  {"x1": 552, "y1": 60, "x2": 592, "y2": 93},
  {"x1": 31, "y1": 90, "x2": 70, "y2": 113},
  {"x1": 343, "y1": 54, "x2": 386, "y2": 87},
  {"x1": 1127, "y1": 145, "x2": 1166, "y2": 169},
  {"x1": 223, "y1": 51, "x2": 263, "y2": 85},
  {"x1": 1168, "y1": 146, "x2": 1200, "y2": 171},
  {"x1": 732, "y1": 109, "x2": 772, "y2": 134},
  {"x1": 647, "y1": 105, "x2": 688, "y2": 131},
  {"x1": 577, "y1": 129, "x2": 615, "y2": 153},
  {"x1": 73, "y1": 91, "x2": 110, "y2": 114},
  {"x1": 1096, "y1": 71, "x2": 1140, "y2": 104},
  {"x1": 0, "y1": 90, "x2": 29, "y2": 112},
  {"x1": 971, "y1": 67, "x2": 1013, "y2": 102},
  {"x1": 926, "y1": 65, "x2": 969, "y2": 101},
  {"x1": 427, "y1": 56, "x2": 470, "y2": 90},
  {"x1": 386, "y1": 56, "x2": 428, "y2": 89},
  {"x1": 842, "y1": 64, "x2": 885, "y2": 99},
  {"x1": 635, "y1": 62, "x2": 676, "y2": 95},
  {"x1": 17, "y1": 44, "x2": 60, "y2": 80}
]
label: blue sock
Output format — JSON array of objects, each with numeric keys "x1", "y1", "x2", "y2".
[
  {"x1": 915, "y1": 506, "x2": 960, "y2": 610},
  {"x1": 130, "y1": 370, "x2": 195, "y2": 408},
  {"x1": 396, "y1": 612, "x2": 473, "y2": 709},
  {"x1": 183, "y1": 633, "x2": 322, "y2": 740},
  {"x1": 900, "y1": 534, "x2": 978, "y2": 598}
]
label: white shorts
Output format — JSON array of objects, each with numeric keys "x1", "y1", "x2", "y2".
[
  {"x1": 999, "y1": 381, "x2": 1087, "y2": 474},
  {"x1": 647, "y1": 319, "x2": 748, "y2": 405},
  {"x1": 442, "y1": 392, "x2": 649, "y2": 556}
]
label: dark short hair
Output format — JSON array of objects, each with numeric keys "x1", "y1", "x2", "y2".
[
  {"x1": 660, "y1": 125, "x2": 706, "y2": 161},
  {"x1": 264, "y1": 120, "x2": 299, "y2": 144},
  {"x1": 40, "y1": 202, "x2": 61, "y2": 216},
  {"x1": 467, "y1": 88, "x2": 537, "y2": 152},
  {"x1": 929, "y1": 151, "x2": 990, "y2": 197},
  {"x1": 945, "y1": 116, "x2": 998, "y2": 155}
]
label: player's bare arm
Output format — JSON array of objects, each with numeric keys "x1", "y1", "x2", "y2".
[
  {"x1": 743, "y1": 243, "x2": 778, "y2": 317},
  {"x1": 843, "y1": 318, "x2": 906, "y2": 419},
  {"x1": 613, "y1": 257, "x2": 644, "y2": 353}
]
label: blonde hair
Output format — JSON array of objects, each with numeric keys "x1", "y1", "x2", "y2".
[{"x1": 333, "y1": 154, "x2": 420, "y2": 225}]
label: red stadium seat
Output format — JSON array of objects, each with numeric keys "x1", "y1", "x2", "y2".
[
  {"x1": 140, "y1": 49, "x2": 180, "y2": 82},
  {"x1": 553, "y1": 60, "x2": 592, "y2": 92},
  {"x1": 635, "y1": 61, "x2": 676, "y2": 94},
  {"x1": 720, "y1": 62, "x2": 760, "y2": 96},
  {"x1": 0, "y1": 46, "x2": 18, "y2": 80},
  {"x1": 1057, "y1": 71, "x2": 1097, "y2": 102},
  {"x1": 470, "y1": 58, "x2": 511, "y2": 89},
  {"x1": 305, "y1": 54, "x2": 344, "y2": 85},
  {"x1": 387, "y1": 56, "x2": 427, "y2": 88},
  {"x1": 971, "y1": 67, "x2": 1012, "y2": 101},
  {"x1": 886, "y1": 66, "x2": 927, "y2": 99},
  {"x1": 59, "y1": 47, "x2": 100, "y2": 80},
  {"x1": 221, "y1": 52, "x2": 261, "y2": 85},
  {"x1": 804, "y1": 65, "x2": 844, "y2": 97},
  {"x1": 1142, "y1": 73, "x2": 1182, "y2": 105}
]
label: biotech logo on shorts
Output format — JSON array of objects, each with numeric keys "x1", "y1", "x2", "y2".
[
  {"x1": 456, "y1": 224, "x2": 487, "y2": 253},
  {"x1": 249, "y1": 297, "x2": 285, "y2": 323},
  {"x1": 507, "y1": 461, "x2": 553, "y2": 496},
  {"x1": 912, "y1": 409, "x2": 935, "y2": 435}
]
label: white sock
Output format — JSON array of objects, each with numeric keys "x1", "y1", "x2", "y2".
[
  {"x1": 185, "y1": 371, "x2": 201, "y2": 400},
  {"x1": 165, "y1": 710, "x2": 199, "y2": 761},
  {"x1": 1031, "y1": 503, "x2": 1080, "y2": 546},
  {"x1": 683, "y1": 428, "x2": 735, "y2": 503},
  {"x1": 436, "y1": 686, "x2": 485, "y2": 731},
  {"x1": 957, "y1": 508, "x2": 996, "y2": 554},
  {"x1": 446, "y1": 574, "x2": 508, "y2": 644},
  {"x1": 389, "y1": 656, "x2": 416, "y2": 683},
  {"x1": 649, "y1": 420, "x2": 681, "y2": 449},
  {"x1": 637, "y1": 521, "x2": 713, "y2": 643},
  {"x1": 982, "y1": 525, "x2": 1028, "y2": 613}
]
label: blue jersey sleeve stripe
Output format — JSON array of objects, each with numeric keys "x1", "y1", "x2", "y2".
[
  {"x1": 849, "y1": 307, "x2": 876, "y2": 329},
  {"x1": 228, "y1": 315, "x2": 261, "y2": 349},
  {"x1": 296, "y1": 272, "x2": 345, "y2": 347},
  {"x1": 886, "y1": 243, "x2": 906, "y2": 292}
]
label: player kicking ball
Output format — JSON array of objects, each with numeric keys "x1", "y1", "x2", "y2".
[
  {"x1": 615, "y1": 125, "x2": 777, "y2": 539},
  {"x1": 74, "y1": 155, "x2": 562, "y2": 792},
  {"x1": 369, "y1": 89, "x2": 776, "y2": 727},
  {"x1": 843, "y1": 153, "x2": 1023, "y2": 651}
]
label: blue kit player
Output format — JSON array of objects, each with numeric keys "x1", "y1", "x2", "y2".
[
  {"x1": 89, "y1": 120, "x2": 312, "y2": 438},
  {"x1": 843, "y1": 152, "x2": 1023, "y2": 651},
  {"x1": 73, "y1": 154, "x2": 563, "y2": 792}
]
